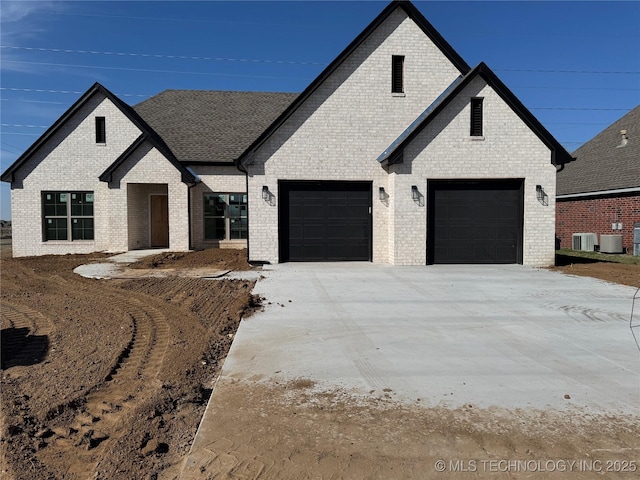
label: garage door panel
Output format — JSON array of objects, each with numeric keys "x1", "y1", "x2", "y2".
[
  {"x1": 280, "y1": 182, "x2": 372, "y2": 262},
  {"x1": 428, "y1": 180, "x2": 523, "y2": 264}
]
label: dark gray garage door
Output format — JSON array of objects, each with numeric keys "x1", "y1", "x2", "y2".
[
  {"x1": 279, "y1": 181, "x2": 371, "y2": 262},
  {"x1": 427, "y1": 180, "x2": 523, "y2": 264}
]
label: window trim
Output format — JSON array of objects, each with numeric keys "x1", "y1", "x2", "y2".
[
  {"x1": 42, "y1": 191, "x2": 95, "y2": 242},
  {"x1": 470, "y1": 97, "x2": 483, "y2": 137},
  {"x1": 392, "y1": 55, "x2": 405, "y2": 94},
  {"x1": 203, "y1": 192, "x2": 248, "y2": 242},
  {"x1": 95, "y1": 116, "x2": 106, "y2": 144}
]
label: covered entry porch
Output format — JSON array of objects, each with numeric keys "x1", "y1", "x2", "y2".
[{"x1": 126, "y1": 183, "x2": 170, "y2": 250}]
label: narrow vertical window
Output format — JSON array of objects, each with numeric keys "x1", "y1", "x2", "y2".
[
  {"x1": 95, "y1": 116, "x2": 106, "y2": 143},
  {"x1": 470, "y1": 98, "x2": 483, "y2": 136},
  {"x1": 392, "y1": 55, "x2": 404, "y2": 93}
]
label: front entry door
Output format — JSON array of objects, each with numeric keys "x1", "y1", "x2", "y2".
[{"x1": 150, "y1": 194, "x2": 169, "y2": 247}]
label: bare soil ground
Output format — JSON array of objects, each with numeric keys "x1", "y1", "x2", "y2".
[
  {"x1": 551, "y1": 260, "x2": 640, "y2": 289},
  {"x1": 2, "y1": 248, "x2": 638, "y2": 480},
  {"x1": 182, "y1": 381, "x2": 639, "y2": 480},
  {"x1": 1, "y1": 248, "x2": 259, "y2": 480}
]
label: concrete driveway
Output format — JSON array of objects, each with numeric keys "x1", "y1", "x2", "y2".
[
  {"x1": 180, "y1": 264, "x2": 639, "y2": 478},
  {"x1": 221, "y1": 263, "x2": 639, "y2": 413}
]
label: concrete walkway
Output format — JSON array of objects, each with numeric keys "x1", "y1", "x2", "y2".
[
  {"x1": 180, "y1": 263, "x2": 640, "y2": 476},
  {"x1": 73, "y1": 249, "x2": 171, "y2": 278}
]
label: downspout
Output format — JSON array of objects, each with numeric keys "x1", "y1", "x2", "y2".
[
  {"x1": 235, "y1": 158, "x2": 251, "y2": 263},
  {"x1": 187, "y1": 183, "x2": 194, "y2": 250},
  {"x1": 184, "y1": 167, "x2": 201, "y2": 251}
]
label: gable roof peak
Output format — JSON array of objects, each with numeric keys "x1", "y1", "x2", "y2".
[
  {"x1": 237, "y1": 0, "x2": 470, "y2": 167},
  {"x1": 0, "y1": 81, "x2": 185, "y2": 183},
  {"x1": 378, "y1": 61, "x2": 574, "y2": 167}
]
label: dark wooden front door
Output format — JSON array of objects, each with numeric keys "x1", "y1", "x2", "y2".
[{"x1": 150, "y1": 195, "x2": 169, "y2": 247}]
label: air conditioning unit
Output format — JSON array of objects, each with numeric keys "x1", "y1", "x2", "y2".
[
  {"x1": 572, "y1": 233, "x2": 597, "y2": 252},
  {"x1": 600, "y1": 234, "x2": 623, "y2": 254}
]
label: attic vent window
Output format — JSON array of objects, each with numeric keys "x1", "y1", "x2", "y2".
[
  {"x1": 95, "y1": 116, "x2": 106, "y2": 144},
  {"x1": 470, "y1": 98, "x2": 483, "y2": 137},
  {"x1": 392, "y1": 55, "x2": 404, "y2": 94}
]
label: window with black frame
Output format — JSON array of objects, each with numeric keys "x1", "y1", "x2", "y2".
[
  {"x1": 204, "y1": 193, "x2": 247, "y2": 241},
  {"x1": 43, "y1": 191, "x2": 94, "y2": 241}
]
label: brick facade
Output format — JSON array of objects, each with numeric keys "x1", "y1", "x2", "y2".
[
  {"x1": 246, "y1": 9, "x2": 462, "y2": 265},
  {"x1": 9, "y1": 93, "x2": 141, "y2": 257},
  {"x1": 6, "y1": 3, "x2": 564, "y2": 265},
  {"x1": 556, "y1": 193, "x2": 640, "y2": 253},
  {"x1": 391, "y1": 77, "x2": 556, "y2": 266},
  {"x1": 245, "y1": 9, "x2": 557, "y2": 267},
  {"x1": 7, "y1": 92, "x2": 206, "y2": 257}
]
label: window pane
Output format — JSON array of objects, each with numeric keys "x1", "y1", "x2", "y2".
[
  {"x1": 45, "y1": 218, "x2": 67, "y2": 240},
  {"x1": 204, "y1": 194, "x2": 226, "y2": 216},
  {"x1": 71, "y1": 192, "x2": 94, "y2": 216},
  {"x1": 230, "y1": 218, "x2": 248, "y2": 239},
  {"x1": 204, "y1": 217, "x2": 226, "y2": 240},
  {"x1": 228, "y1": 193, "x2": 248, "y2": 220},
  {"x1": 43, "y1": 192, "x2": 68, "y2": 216},
  {"x1": 72, "y1": 218, "x2": 94, "y2": 240}
]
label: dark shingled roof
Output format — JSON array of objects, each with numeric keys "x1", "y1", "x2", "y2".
[
  {"x1": 133, "y1": 90, "x2": 298, "y2": 164},
  {"x1": 557, "y1": 105, "x2": 640, "y2": 196}
]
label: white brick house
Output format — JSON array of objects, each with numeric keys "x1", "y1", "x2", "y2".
[{"x1": 1, "y1": 1, "x2": 572, "y2": 265}]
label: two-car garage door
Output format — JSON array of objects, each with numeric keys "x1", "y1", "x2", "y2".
[{"x1": 277, "y1": 179, "x2": 523, "y2": 264}]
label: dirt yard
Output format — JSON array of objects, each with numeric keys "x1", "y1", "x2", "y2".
[
  {"x1": 1, "y1": 248, "x2": 260, "y2": 480},
  {"x1": 1, "y1": 248, "x2": 638, "y2": 479},
  {"x1": 552, "y1": 261, "x2": 640, "y2": 289}
]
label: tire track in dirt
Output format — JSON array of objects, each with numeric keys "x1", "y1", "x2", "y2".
[
  {"x1": 1, "y1": 301, "x2": 54, "y2": 370},
  {"x1": 36, "y1": 275, "x2": 171, "y2": 479}
]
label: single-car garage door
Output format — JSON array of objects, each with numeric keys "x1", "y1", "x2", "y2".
[
  {"x1": 279, "y1": 181, "x2": 372, "y2": 262},
  {"x1": 427, "y1": 180, "x2": 523, "y2": 264}
]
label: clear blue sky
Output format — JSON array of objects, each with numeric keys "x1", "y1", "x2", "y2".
[{"x1": 1, "y1": 1, "x2": 639, "y2": 220}]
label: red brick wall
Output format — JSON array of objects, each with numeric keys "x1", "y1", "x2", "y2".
[{"x1": 556, "y1": 193, "x2": 640, "y2": 253}]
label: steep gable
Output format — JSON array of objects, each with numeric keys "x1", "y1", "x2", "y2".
[
  {"x1": 236, "y1": 0, "x2": 470, "y2": 168},
  {"x1": 378, "y1": 63, "x2": 574, "y2": 167},
  {"x1": 1, "y1": 83, "x2": 161, "y2": 183}
]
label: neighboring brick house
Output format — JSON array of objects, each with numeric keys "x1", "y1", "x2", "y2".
[
  {"x1": 556, "y1": 105, "x2": 640, "y2": 254},
  {"x1": 2, "y1": 1, "x2": 572, "y2": 265}
]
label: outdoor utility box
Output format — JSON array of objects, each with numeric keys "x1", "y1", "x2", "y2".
[
  {"x1": 600, "y1": 234, "x2": 623, "y2": 254},
  {"x1": 572, "y1": 233, "x2": 597, "y2": 251},
  {"x1": 634, "y1": 222, "x2": 640, "y2": 256}
]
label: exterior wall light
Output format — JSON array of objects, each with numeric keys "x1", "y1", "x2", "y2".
[
  {"x1": 379, "y1": 186, "x2": 387, "y2": 201},
  {"x1": 536, "y1": 184, "x2": 548, "y2": 206},
  {"x1": 262, "y1": 185, "x2": 269, "y2": 201},
  {"x1": 411, "y1": 185, "x2": 419, "y2": 201}
]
